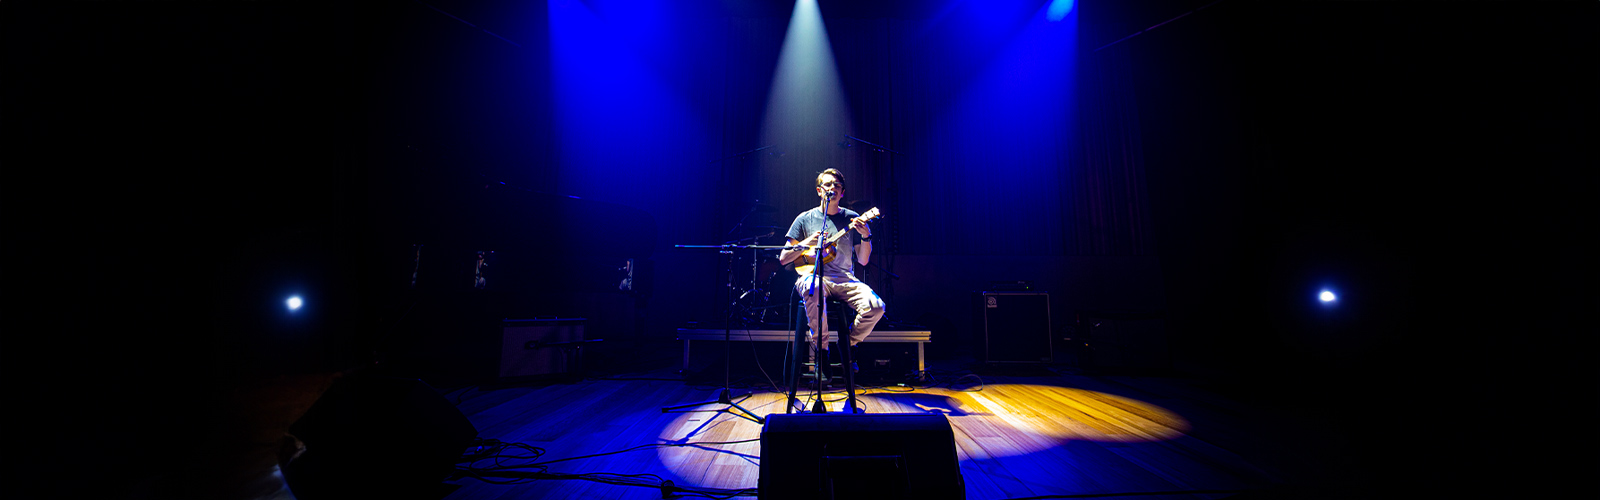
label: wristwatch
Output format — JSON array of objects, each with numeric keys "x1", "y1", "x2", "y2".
[{"x1": 860, "y1": 234, "x2": 872, "y2": 242}]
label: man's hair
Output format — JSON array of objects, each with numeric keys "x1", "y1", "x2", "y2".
[{"x1": 815, "y1": 168, "x2": 845, "y2": 190}]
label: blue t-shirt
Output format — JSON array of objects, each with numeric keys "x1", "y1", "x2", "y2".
[{"x1": 786, "y1": 207, "x2": 863, "y2": 280}]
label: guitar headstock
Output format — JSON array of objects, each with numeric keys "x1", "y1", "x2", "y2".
[{"x1": 857, "y1": 207, "x2": 881, "y2": 222}]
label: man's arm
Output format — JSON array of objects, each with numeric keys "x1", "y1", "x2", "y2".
[
  {"x1": 778, "y1": 238, "x2": 804, "y2": 265},
  {"x1": 852, "y1": 222, "x2": 872, "y2": 267},
  {"x1": 779, "y1": 232, "x2": 822, "y2": 265},
  {"x1": 779, "y1": 213, "x2": 812, "y2": 266}
]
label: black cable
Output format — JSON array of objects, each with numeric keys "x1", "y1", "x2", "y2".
[
  {"x1": 948, "y1": 373, "x2": 985, "y2": 392},
  {"x1": 908, "y1": 368, "x2": 984, "y2": 392},
  {"x1": 446, "y1": 385, "x2": 478, "y2": 406},
  {"x1": 475, "y1": 438, "x2": 760, "y2": 470},
  {"x1": 742, "y1": 323, "x2": 784, "y2": 394},
  {"x1": 455, "y1": 437, "x2": 763, "y2": 497},
  {"x1": 459, "y1": 468, "x2": 757, "y2": 498},
  {"x1": 856, "y1": 382, "x2": 916, "y2": 393}
]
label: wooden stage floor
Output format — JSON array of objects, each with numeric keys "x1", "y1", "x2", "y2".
[
  {"x1": 260, "y1": 356, "x2": 1387, "y2": 500},
  {"x1": 440, "y1": 380, "x2": 1274, "y2": 499},
  {"x1": 216, "y1": 344, "x2": 1453, "y2": 500}
]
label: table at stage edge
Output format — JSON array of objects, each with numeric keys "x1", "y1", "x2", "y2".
[{"x1": 674, "y1": 329, "x2": 932, "y2": 375}]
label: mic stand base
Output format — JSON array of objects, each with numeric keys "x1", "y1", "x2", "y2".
[{"x1": 662, "y1": 388, "x2": 764, "y2": 424}]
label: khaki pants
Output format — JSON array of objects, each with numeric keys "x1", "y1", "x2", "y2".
[{"x1": 794, "y1": 274, "x2": 885, "y2": 364}]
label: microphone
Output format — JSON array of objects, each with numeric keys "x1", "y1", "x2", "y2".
[{"x1": 824, "y1": 190, "x2": 836, "y2": 199}]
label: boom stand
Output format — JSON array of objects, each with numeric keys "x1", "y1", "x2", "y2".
[{"x1": 661, "y1": 243, "x2": 778, "y2": 424}]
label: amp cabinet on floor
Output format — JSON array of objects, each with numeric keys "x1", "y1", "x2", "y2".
[{"x1": 973, "y1": 291, "x2": 1052, "y2": 364}]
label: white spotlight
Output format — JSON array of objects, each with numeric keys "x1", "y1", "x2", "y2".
[
  {"x1": 1319, "y1": 290, "x2": 1336, "y2": 303},
  {"x1": 287, "y1": 295, "x2": 304, "y2": 311}
]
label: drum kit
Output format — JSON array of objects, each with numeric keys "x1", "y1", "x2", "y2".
[
  {"x1": 691, "y1": 201, "x2": 797, "y2": 328},
  {"x1": 728, "y1": 239, "x2": 796, "y2": 326},
  {"x1": 671, "y1": 201, "x2": 798, "y2": 326}
]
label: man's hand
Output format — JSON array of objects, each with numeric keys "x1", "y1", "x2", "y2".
[
  {"x1": 849, "y1": 219, "x2": 871, "y2": 238},
  {"x1": 799, "y1": 230, "x2": 824, "y2": 248}
]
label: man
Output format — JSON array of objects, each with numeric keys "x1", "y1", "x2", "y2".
[{"x1": 777, "y1": 168, "x2": 886, "y2": 371}]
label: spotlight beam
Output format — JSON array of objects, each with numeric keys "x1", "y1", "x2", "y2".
[{"x1": 759, "y1": 0, "x2": 852, "y2": 169}]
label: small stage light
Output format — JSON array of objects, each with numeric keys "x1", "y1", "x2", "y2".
[
  {"x1": 1319, "y1": 290, "x2": 1336, "y2": 303},
  {"x1": 287, "y1": 295, "x2": 304, "y2": 311}
]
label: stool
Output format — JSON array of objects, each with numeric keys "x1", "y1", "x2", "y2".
[
  {"x1": 796, "y1": 299, "x2": 854, "y2": 376},
  {"x1": 787, "y1": 297, "x2": 862, "y2": 414}
]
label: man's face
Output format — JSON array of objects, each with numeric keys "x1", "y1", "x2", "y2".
[{"x1": 816, "y1": 174, "x2": 844, "y2": 202}]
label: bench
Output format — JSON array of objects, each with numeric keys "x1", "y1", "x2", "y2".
[{"x1": 674, "y1": 329, "x2": 932, "y2": 374}]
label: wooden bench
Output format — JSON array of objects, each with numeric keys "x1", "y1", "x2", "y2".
[{"x1": 674, "y1": 329, "x2": 932, "y2": 374}]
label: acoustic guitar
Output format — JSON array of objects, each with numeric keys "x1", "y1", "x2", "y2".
[{"x1": 793, "y1": 207, "x2": 881, "y2": 276}]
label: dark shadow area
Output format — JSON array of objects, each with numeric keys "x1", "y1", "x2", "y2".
[{"x1": 1087, "y1": 3, "x2": 1598, "y2": 496}]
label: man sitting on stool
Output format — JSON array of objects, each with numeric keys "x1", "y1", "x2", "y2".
[{"x1": 777, "y1": 168, "x2": 886, "y2": 374}]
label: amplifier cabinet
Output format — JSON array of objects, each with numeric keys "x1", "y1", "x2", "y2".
[{"x1": 975, "y1": 292, "x2": 1052, "y2": 364}]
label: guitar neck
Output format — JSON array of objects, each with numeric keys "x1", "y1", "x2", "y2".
[
  {"x1": 799, "y1": 208, "x2": 880, "y2": 256},
  {"x1": 821, "y1": 230, "x2": 853, "y2": 246},
  {"x1": 818, "y1": 209, "x2": 879, "y2": 247}
]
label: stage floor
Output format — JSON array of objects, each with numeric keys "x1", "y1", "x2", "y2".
[
  {"x1": 224, "y1": 355, "x2": 1395, "y2": 500},
  {"x1": 434, "y1": 368, "x2": 1293, "y2": 499}
]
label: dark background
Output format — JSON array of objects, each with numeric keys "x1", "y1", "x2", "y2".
[{"x1": 4, "y1": 1, "x2": 1594, "y2": 498}]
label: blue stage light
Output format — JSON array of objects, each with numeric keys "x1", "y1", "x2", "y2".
[
  {"x1": 1319, "y1": 290, "x2": 1336, "y2": 303},
  {"x1": 287, "y1": 295, "x2": 304, "y2": 311},
  {"x1": 1047, "y1": 0, "x2": 1074, "y2": 21}
]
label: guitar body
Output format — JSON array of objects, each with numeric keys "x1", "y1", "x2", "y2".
[
  {"x1": 792, "y1": 254, "x2": 835, "y2": 277},
  {"x1": 793, "y1": 208, "x2": 880, "y2": 276}
]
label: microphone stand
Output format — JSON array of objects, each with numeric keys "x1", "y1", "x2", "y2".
[
  {"x1": 809, "y1": 194, "x2": 831, "y2": 413},
  {"x1": 806, "y1": 193, "x2": 832, "y2": 413}
]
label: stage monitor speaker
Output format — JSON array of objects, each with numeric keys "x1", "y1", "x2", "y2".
[
  {"x1": 500, "y1": 318, "x2": 585, "y2": 380},
  {"x1": 282, "y1": 375, "x2": 479, "y2": 500},
  {"x1": 759, "y1": 413, "x2": 964, "y2": 500},
  {"x1": 975, "y1": 292, "x2": 1052, "y2": 363}
]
